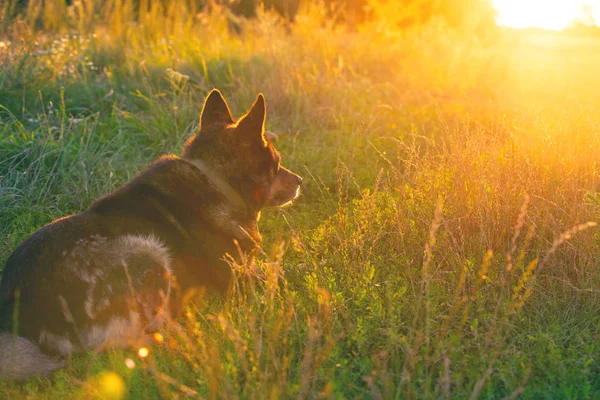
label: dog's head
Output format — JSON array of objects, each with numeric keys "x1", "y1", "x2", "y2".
[{"x1": 183, "y1": 89, "x2": 302, "y2": 209}]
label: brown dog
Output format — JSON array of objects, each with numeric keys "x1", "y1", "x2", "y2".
[{"x1": 0, "y1": 89, "x2": 302, "y2": 380}]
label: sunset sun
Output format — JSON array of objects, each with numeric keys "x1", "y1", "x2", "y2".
[{"x1": 493, "y1": 0, "x2": 600, "y2": 30}]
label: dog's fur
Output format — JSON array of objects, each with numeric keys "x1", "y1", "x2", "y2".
[{"x1": 0, "y1": 90, "x2": 302, "y2": 381}]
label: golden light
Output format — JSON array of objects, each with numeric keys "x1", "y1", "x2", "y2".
[
  {"x1": 493, "y1": 0, "x2": 600, "y2": 31},
  {"x1": 152, "y1": 332, "x2": 164, "y2": 344},
  {"x1": 137, "y1": 347, "x2": 149, "y2": 358},
  {"x1": 94, "y1": 372, "x2": 125, "y2": 400}
]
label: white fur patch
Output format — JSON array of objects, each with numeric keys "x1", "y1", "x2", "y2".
[
  {"x1": 104, "y1": 313, "x2": 142, "y2": 347},
  {"x1": 78, "y1": 234, "x2": 171, "y2": 320},
  {"x1": 65, "y1": 235, "x2": 108, "y2": 283},
  {"x1": 38, "y1": 330, "x2": 75, "y2": 357},
  {"x1": 83, "y1": 310, "x2": 146, "y2": 349},
  {"x1": 56, "y1": 234, "x2": 172, "y2": 353},
  {"x1": 112, "y1": 234, "x2": 172, "y2": 274}
]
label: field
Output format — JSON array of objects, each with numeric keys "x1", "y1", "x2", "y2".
[{"x1": 1, "y1": 3, "x2": 600, "y2": 398}]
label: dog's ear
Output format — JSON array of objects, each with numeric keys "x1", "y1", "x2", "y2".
[
  {"x1": 236, "y1": 93, "x2": 267, "y2": 145},
  {"x1": 200, "y1": 89, "x2": 234, "y2": 129}
]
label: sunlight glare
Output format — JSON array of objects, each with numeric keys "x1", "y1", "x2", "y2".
[
  {"x1": 95, "y1": 372, "x2": 125, "y2": 400},
  {"x1": 137, "y1": 347, "x2": 149, "y2": 358},
  {"x1": 493, "y1": 0, "x2": 600, "y2": 30},
  {"x1": 152, "y1": 332, "x2": 164, "y2": 344}
]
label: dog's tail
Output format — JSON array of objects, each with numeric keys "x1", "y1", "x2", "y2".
[{"x1": 0, "y1": 333, "x2": 64, "y2": 381}]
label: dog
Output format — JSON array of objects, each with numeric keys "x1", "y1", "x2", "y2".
[{"x1": 0, "y1": 89, "x2": 302, "y2": 381}]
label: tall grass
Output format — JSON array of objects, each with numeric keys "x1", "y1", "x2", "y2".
[{"x1": 1, "y1": 1, "x2": 600, "y2": 398}]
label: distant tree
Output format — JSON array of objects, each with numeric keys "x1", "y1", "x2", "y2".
[
  {"x1": 224, "y1": 0, "x2": 300, "y2": 21},
  {"x1": 322, "y1": 0, "x2": 496, "y2": 32}
]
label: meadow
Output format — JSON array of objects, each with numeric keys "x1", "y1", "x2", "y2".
[{"x1": 1, "y1": 2, "x2": 600, "y2": 398}]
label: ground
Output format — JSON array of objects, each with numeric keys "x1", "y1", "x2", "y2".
[{"x1": 0, "y1": 5, "x2": 600, "y2": 399}]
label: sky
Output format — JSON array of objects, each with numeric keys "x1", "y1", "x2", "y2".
[{"x1": 492, "y1": 0, "x2": 600, "y2": 30}]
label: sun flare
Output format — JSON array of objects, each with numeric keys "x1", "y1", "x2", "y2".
[{"x1": 493, "y1": 0, "x2": 600, "y2": 30}]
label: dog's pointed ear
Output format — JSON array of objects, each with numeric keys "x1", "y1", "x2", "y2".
[
  {"x1": 200, "y1": 89, "x2": 233, "y2": 129},
  {"x1": 236, "y1": 93, "x2": 267, "y2": 145}
]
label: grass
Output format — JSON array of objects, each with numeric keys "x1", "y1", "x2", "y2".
[{"x1": 1, "y1": 2, "x2": 600, "y2": 398}]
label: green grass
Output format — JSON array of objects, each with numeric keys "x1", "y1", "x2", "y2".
[{"x1": 1, "y1": 2, "x2": 600, "y2": 398}]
